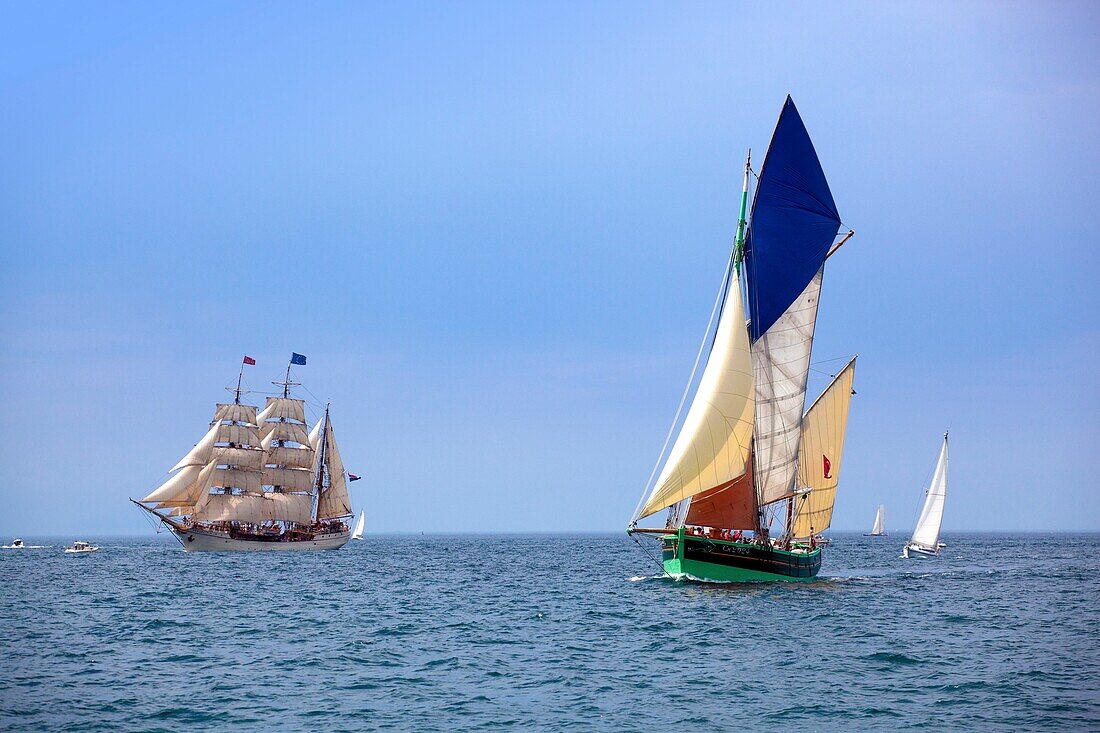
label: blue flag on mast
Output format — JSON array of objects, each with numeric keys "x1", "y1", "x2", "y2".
[{"x1": 290, "y1": 353, "x2": 307, "y2": 365}]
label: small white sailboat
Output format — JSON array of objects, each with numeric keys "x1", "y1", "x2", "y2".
[
  {"x1": 865, "y1": 505, "x2": 887, "y2": 536},
  {"x1": 352, "y1": 510, "x2": 365, "y2": 540},
  {"x1": 64, "y1": 540, "x2": 100, "y2": 554},
  {"x1": 902, "y1": 432, "x2": 948, "y2": 558}
]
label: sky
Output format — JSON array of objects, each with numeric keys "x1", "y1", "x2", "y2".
[{"x1": 1, "y1": 1, "x2": 1097, "y2": 535}]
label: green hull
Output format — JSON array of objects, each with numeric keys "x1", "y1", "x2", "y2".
[{"x1": 660, "y1": 528, "x2": 822, "y2": 583}]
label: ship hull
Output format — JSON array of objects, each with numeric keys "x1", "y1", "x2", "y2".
[
  {"x1": 661, "y1": 533, "x2": 821, "y2": 583},
  {"x1": 172, "y1": 525, "x2": 351, "y2": 552}
]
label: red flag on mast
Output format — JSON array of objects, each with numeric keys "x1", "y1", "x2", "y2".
[{"x1": 243, "y1": 356, "x2": 256, "y2": 365}]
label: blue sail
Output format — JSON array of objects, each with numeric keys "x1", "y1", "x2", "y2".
[{"x1": 744, "y1": 96, "x2": 841, "y2": 341}]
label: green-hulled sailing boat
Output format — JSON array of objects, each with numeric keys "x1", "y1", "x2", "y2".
[{"x1": 628, "y1": 96, "x2": 857, "y2": 583}]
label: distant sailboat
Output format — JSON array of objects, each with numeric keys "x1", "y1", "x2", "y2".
[
  {"x1": 902, "y1": 433, "x2": 948, "y2": 558},
  {"x1": 865, "y1": 505, "x2": 887, "y2": 536},
  {"x1": 352, "y1": 510, "x2": 366, "y2": 540},
  {"x1": 627, "y1": 96, "x2": 858, "y2": 582},
  {"x1": 132, "y1": 354, "x2": 357, "y2": 552}
]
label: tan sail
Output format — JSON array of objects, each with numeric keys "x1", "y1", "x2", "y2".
[
  {"x1": 790, "y1": 357, "x2": 856, "y2": 539},
  {"x1": 261, "y1": 467, "x2": 316, "y2": 492},
  {"x1": 263, "y1": 421, "x2": 312, "y2": 447},
  {"x1": 215, "y1": 422, "x2": 261, "y2": 447},
  {"x1": 637, "y1": 278, "x2": 755, "y2": 519},
  {"x1": 265, "y1": 445, "x2": 315, "y2": 470},
  {"x1": 142, "y1": 463, "x2": 204, "y2": 504},
  {"x1": 209, "y1": 446, "x2": 265, "y2": 470},
  {"x1": 213, "y1": 403, "x2": 258, "y2": 425},
  {"x1": 257, "y1": 397, "x2": 306, "y2": 435},
  {"x1": 317, "y1": 416, "x2": 353, "y2": 519},
  {"x1": 170, "y1": 422, "x2": 220, "y2": 472},
  {"x1": 192, "y1": 492, "x2": 313, "y2": 525}
]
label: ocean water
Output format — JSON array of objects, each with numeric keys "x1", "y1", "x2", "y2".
[{"x1": 1, "y1": 532, "x2": 1098, "y2": 731}]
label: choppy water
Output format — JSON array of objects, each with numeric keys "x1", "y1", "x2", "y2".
[{"x1": 1, "y1": 532, "x2": 1098, "y2": 731}]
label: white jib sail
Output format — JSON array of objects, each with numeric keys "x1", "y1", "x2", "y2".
[
  {"x1": 871, "y1": 505, "x2": 886, "y2": 535},
  {"x1": 636, "y1": 270, "x2": 755, "y2": 520},
  {"x1": 751, "y1": 268, "x2": 823, "y2": 506},
  {"x1": 352, "y1": 511, "x2": 366, "y2": 540},
  {"x1": 909, "y1": 435, "x2": 948, "y2": 550}
]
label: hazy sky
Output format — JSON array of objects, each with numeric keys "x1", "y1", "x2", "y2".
[{"x1": 2, "y1": 2, "x2": 1097, "y2": 535}]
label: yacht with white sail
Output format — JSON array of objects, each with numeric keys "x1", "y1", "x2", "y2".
[
  {"x1": 865, "y1": 505, "x2": 887, "y2": 536},
  {"x1": 351, "y1": 510, "x2": 366, "y2": 540},
  {"x1": 132, "y1": 354, "x2": 357, "y2": 552},
  {"x1": 902, "y1": 433, "x2": 949, "y2": 558}
]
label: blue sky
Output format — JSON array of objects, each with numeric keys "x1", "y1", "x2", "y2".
[{"x1": 1, "y1": 1, "x2": 1096, "y2": 534}]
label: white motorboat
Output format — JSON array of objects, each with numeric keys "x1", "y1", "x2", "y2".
[{"x1": 64, "y1": 540, "x2": 100, "y2": 554}]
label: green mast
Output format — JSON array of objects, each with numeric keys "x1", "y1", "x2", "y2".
[{"x1": 733, "y1": 149, "x2": 751, "y2": 275}]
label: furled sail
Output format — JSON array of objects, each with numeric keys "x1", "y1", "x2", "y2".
[
  {"x1": 635, "y1": 267, "x2": 754, "y2": 520},
  {"x1": 870, "y1": 505, "x2": 886, "y2": 535},
  {"x1": 317, "y1": 415, "x2": 353, "y2": 519},
  {"x1": 909, "y1": 435, "x2": 948, "y2": 550},
  {"x1": 744, "y1": 96, "x2": 842, "y2": 507},
  {"x1": 789, "y1": 357, "x2": 856, "y2": 539}
]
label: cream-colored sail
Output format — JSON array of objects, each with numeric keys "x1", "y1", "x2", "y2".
[
  {"x1": 143, "y1": 463, "x2": 204, "y2": 504},
  {"x1": 210, "y1": 467, "x2": 262, "y2": 493},
  {"x1": 209, "y1": 446, "x2": 265, "y2": 470},
  {"x1": 909, "y1": 435, "x2": 948, "y2": 551},
  {"x1": 317, "y1": 417, "x2": 353, "y2": 519},
  {"x1": 265, "y1": 445, "x2": 316, "y2": 470},
  {"x1": 308, "y1": 417, "x2": 324, "y2": 452},
  {"x1": 261, "y1": 467, "x2": 316, "y2": 492},
  {"x1": 215, "y1": 422, "x2": 260, "y2": 447},
  {"x1": 263, "y1": 421, "x2": 312, "y2": 447},
  {"x1": 258, "y1": 397, "x2": 306, "y2": 436},
  {"x1": 213, "y1": 403, "x2": 258, "y2": 425},
  {"x1": 751, "y1": 269, "x2": 823, "y2": 507},
  {"x1": 637, "y1": 277, "x2": 755, "y2": 519},
  {"x1": 192, "y1": 493, "x2": 312, "y2": 525},
  {"x1": 170, "y1": 422, "x2": 220, "y2": 472},
  {"x1": 790, "y1": 357, "x2": 855, "y2": 539}
]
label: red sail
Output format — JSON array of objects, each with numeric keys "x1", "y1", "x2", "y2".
[{"x1": 685, "y1": 454, "x2": 757, "y2": 530}]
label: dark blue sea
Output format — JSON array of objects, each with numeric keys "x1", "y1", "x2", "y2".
[{"x1": 1, "y1": 533, "x2": 1098, "y2": 731}]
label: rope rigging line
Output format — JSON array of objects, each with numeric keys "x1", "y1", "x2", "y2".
[{"x1": 631, "y1": 532, "x2": 673, "y2": 579}]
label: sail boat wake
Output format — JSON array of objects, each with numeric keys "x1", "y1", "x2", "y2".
[{"x1": 627, "y1": 97, "x2": 858, "y2": 583}]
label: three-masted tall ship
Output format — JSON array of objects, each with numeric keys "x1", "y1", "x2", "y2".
[
  {"x1": 628, "y1": 96, "x2": 857, "y2": 582},
  {"x1": 133, "y1": 354, "x2": 356, "y2": 551}
]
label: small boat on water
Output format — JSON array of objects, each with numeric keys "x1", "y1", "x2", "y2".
[
  {"x1": 64, "y1": 540, "x2": 99, "y2": 554},
  {"x1": 902, "y1": 432, "x2": 949, "y2": 558},
  {"x1": 865, "y1": 504, "x2": 887, "y2": 536},
  {"x1": 351, "y1": 510, "x2": 366, "y2": 540},
  {"x1": 627, "y1": 97, "x2": 858, "y2": 583},
  {"x1": 132, "y1": 354, "x2": 359, "y2": 552},
  {"x1": 3, "y1": 538, "x2": 48, "y2": 549}
]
